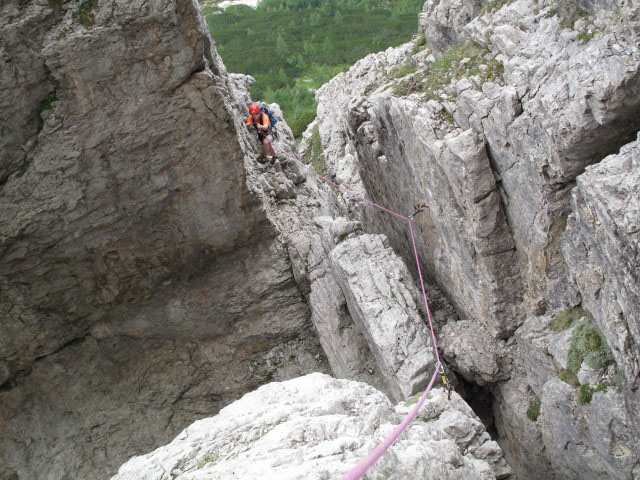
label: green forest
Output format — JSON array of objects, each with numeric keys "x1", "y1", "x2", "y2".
[{"x1": 203, "y1": 0, "x2": 424, "y2": 136}]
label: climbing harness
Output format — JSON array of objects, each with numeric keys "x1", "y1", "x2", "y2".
[{"x1": 274, "y1": 144, "x2": 447, "y2": 480}]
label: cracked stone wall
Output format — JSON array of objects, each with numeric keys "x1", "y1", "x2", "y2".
[
  {"x1": 302, "y1": 0, "x2": 640, "y2": 477},
  {"x1": 0, "y1": 1, "x2": 330, "y2": 479}
]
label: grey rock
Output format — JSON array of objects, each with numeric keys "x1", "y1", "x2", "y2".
[
  {"x1": 111, "y1": 373, "x2": 511, "y2": 480},
  {"x1": 330, "y1": 234, "x2": 437, "y2": 402},
  {"x1": 0, "y1": 0, "x2": 267, "y2": 389},
  {"x1": 561, "y1": 133, "x2": 640, "y2": 436},
  {"x1": 308, "y1": 2, "x2": 640, "y2": 476},
  {"x1": 440, "y1": 320, "x2": 511, "y2": 385},
  {"x1": 420, "y1": 0, "x2": 485, "y2": 54},
  {"x1": 0, "y1": 239, "x2": 330, "y2": 480},
  {"x1": 578, "y1": 363, "x2": 605, "y2": 386},
  {"x1": 493, "y1": 377, "x2": 557, "y2": 480},
  {"x1": 514, "y1": 315, "x2": 555, "y2": 397},
  {"x1": 0, "y1": 1, "x2": 331, "y2": 479},
  {"x1": 548, "y1": 324, "x2": 575, "y2": 369},
  {"x1": 541, "y1": 378, "x2": 639, "y2": 480},
  {"x1": 305, "y1": 218, "x2": 389, "y2": 396}
]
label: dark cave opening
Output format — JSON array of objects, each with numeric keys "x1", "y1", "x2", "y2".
[{"x1": 455, "y1": 375, "x2": 498, "y2": 440}]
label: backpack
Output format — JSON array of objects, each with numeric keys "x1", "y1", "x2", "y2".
[{"x1": 259, "y1": 103, "x2": 279, "y2": 140}]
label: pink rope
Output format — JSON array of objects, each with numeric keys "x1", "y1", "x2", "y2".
[
  {"x1": 408, "y1": 220, "x2": 441, "y2": 366},
  {"x1": 338, "y1": 368, "x2": 439, "y2": 480},
  {"x1": 274, "y1": 146, "x2": 442, "y2": 480}
]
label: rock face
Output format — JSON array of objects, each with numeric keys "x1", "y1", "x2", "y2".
[
  {"x1": 111, "y1": 373, "x2": 512, "y2": 480},
  {"x1": 303, "y1": 0, "x2": 640, "y2": 477},
  {"x1": 495, "y1": 312, "x2": 638, "y2": 480},
  {"x1": 3, "y1": 0, "x2": 640, "y2": 478},
  {"x1": 561, "y1": 134, "x2": 640, "y2": 436},
  {"x1": 0, "y1": 3, "x2": 447, "y2": 478},
  {"x1": 0, "y1": 0, "x2": 264, "y2": 392},
  {"x1": 330, "y1": 232, "x2": 436, "y2": 401},
  {"x1": 309, "y1": 0, "x2": 640, "y2": 335},
  {"x1": 0, "y1": 1, "x2": 332, "y2": 479}
]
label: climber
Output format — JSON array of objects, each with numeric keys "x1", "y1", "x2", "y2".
[{"x1": 246, "y1": 103, "x2": 279, "y2": 164}]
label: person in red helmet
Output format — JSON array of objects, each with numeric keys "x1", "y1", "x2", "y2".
[{"x1": 246, "y1": 103, "x2": 278, "y2": 164}]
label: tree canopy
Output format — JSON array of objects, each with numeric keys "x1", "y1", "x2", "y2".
[{"x1": 206, "y1": 0, "x2": 424, "y2": 136}]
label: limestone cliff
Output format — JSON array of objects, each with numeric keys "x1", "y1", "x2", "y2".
[
  {"x1": 303, "y1": 0, "x2": 640, "y2": 477},
  {"x1": 111, "y1": 374, "x2": 511, "y2": 480},
  {"x1": 0, "y1": 1, "x2": 331, "y2": 479},
  {"x1": 2, "y1": 0, "x2": 639, "y2": 479},
  {"x1": 0, "y1": 1, "x2": 457, "y2": 479}
]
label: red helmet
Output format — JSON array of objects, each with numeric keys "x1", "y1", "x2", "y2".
[{"x1": 248, "y1": 104, "x2": 260, "y2": 114}]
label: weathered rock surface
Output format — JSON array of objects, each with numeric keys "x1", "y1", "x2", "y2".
[
  {"x1": 303, "y1": 0, "x2": 640, "y2": 477},
  {"x1": 304, "y1": 217, "x2": 391, "y2": 396},
  {"x1": 420, "y1": 0, "x2": 484, "y2": 54},
  {"x1": 0, "y1": 0, "x2": 265, "y2": 390},
  {"x1": 495, "y1": 313, "x2": 640, "y2": 480},
  {"x1": 330, "y1": 233, "x2": 437, "y2": 401},
  {"x1": 307, "y1": 0, "x2": 640, "y2": 335},
  {"x1": 493, "y1": 377, "x2": 556, "y2": 479},
  {"x1": 3, "y1": 0, "x2": 640, "y2": 478},
  {"x1": 562, "y1": 133, "x2": 640, "y2": 435},
  {"x1": 0, "y1": 1, "x2": 332, "y2": 479},
  {"x1": 111, "y1": 373, "x2": 512, "y2": 480},
  {"x1": 0, "y1": 244, "x2": 327, "y2": 479},
  {"x1": 540, "y1": 378, "x2": 638, "y2": 480},
  {"x1": 440, "y1": 320, "x2": 512, "y2": 385},
  {"x1": 308, "y1": 44, "x2": 522, "y2": 340}
]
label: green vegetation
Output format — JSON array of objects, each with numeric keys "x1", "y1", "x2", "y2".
[
  {"x1": 559, "y1": 3, "x2": 590, "y2": 30},
  {"x1": 594, "y1": 381, "x2": 608, "y2": 393},
  {"x1": 614, "y1": 374, "x2": 623, "y2": 392},
  {"x1": 404, "y1": 393, "x2": 420, "y2": 406},
  {"x1": 392, "y1": 41, "x2": 504, "y2": 100},
  {"x1": 567, "y1": 314, "x2": 615, "y2": 371},
  {"x1": 578, "y1": 384, "x2": 593, "y2": 404},
  {"x1": 411, "y1": 32, "x2": 428, "y2": 54},
  {"x1": 405, "y1": 393, "x2": 431, "y2": 406},
  {"x1": 48, "y1": 0, "x2": 66, "y2": 11},
  {"x1": 576, "y1": 30, "x2": 596, "y2": 43},
  {"x1": 545, "y1": 0, "x2": 591, "y2": 31},
  {"x1": 205, "y1": 0, "x2": 425, "y2": 136},
  {"x1": 550, "y1": 306, "x2": 588, "y2": 332},
  {"x1": 197, "y1": 453, "x2": 218, "y2": 468},
  {"x1": 526, "y1": 397, "x2": 541, "y2": 421},
  {"x1": 480, "y1": 0, "x2": 516, "y2": 15},
  {"x1": 556, "y1": 310, "x2": 617, "y2": 401},
  {"x1": 441, "y1": 110, "x2": 454, "y2": 124},
  {"x1": 72, "y1": 0, "x2": 98, "y2": 27},
  {"x1": 39, "y1": 91, "x2": 58, "y2": 112},
  {"x1": 392, "y1": 63, "x2": 420, "y2": 78},
  {"x1": 363, "y1": 81, "x2": 379, "y2": 96},
  {"x1": 558, "y1": 368, "x2": 580, "y2": 387}
]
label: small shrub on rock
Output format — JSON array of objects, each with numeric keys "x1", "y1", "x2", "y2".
[
  {"x1": 39, "y1": 92, "x2": 57, "y2": 112},
  {"x1": 391, "y1": 41, "x2": 504, "y2": 101},
  {"x1": 526, "y1": 397, "x2": 541, "y2": 421},
  {"x1": 559, "y1": 368, "x2": 580, "y2": 387},
  {"x1": 568, "y1": 316, "x2": 615, "y2": 371},
  {"x1": 578, "y1": 384, "x2": 593, "y2": 405},
  {"x1": 550, "y1": 307, "x2": 587, "y2": 332},
  {"x1": 72, "y1": 0, "x2": 98, "y2": 27}
]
